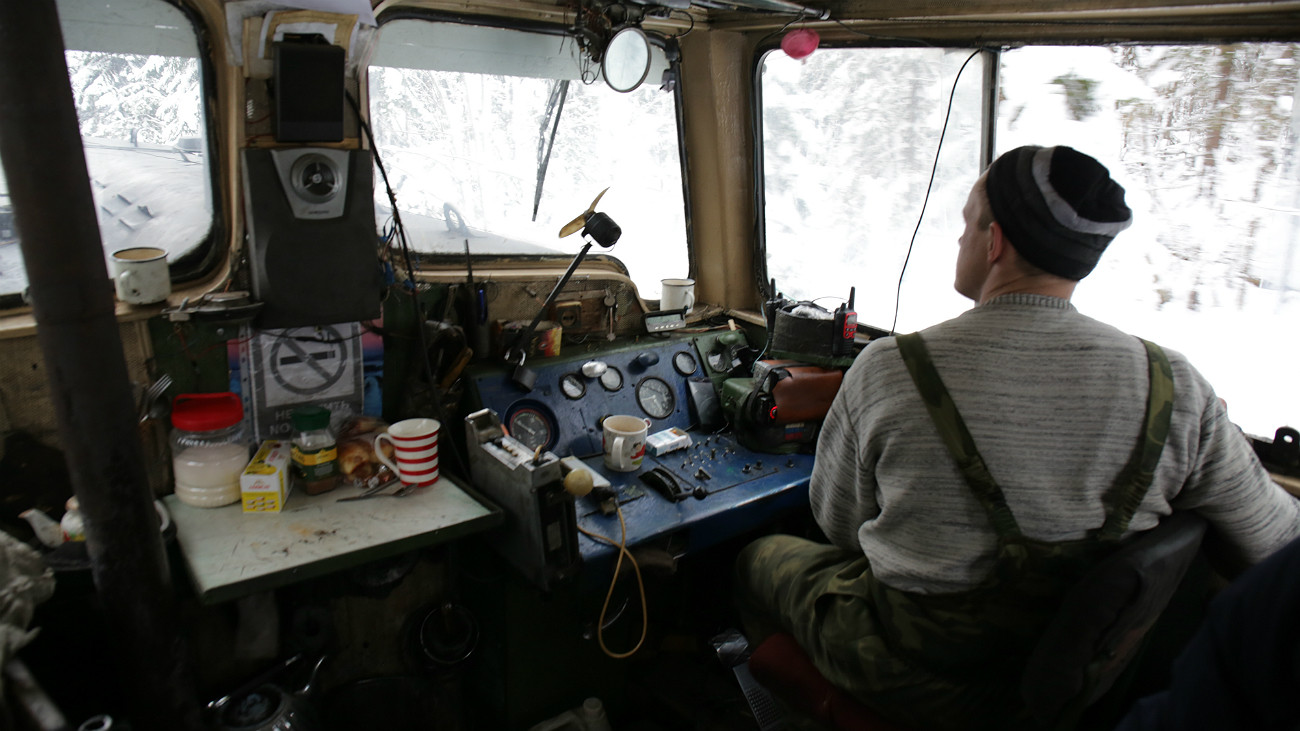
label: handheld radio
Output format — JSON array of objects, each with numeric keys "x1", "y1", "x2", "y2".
[{"x1": 831, "y1": 287, "x2": 857, "y2": 357}]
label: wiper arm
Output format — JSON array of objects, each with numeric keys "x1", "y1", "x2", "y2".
[{"x1": 532, "y1": 79, "x2": 570, "y2": 222}]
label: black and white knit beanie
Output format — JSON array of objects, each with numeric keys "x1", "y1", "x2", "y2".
[{"x1": 985, "y1": 145, "x2": 1133, "y2": 281}]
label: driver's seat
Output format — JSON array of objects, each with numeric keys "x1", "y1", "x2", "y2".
[{"x1": 746, "y1": 512, "x2": 1207, "y2": 730}]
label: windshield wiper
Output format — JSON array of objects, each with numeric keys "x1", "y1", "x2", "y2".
[{"x1": 532, "y1": 79, "x2": 570, "y2": 222}]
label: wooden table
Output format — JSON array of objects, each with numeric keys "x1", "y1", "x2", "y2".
[{"x1": 164, "y1": 476, "x2": 500, "y2": 603}]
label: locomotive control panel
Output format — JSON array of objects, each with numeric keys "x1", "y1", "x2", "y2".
[{"x1": 468, "y1": 335, "x2": 814, "y2": 575}]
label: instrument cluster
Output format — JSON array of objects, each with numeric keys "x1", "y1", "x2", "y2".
[{"x1": 472, "y1": 338, "x2": 702, "y2": 458}]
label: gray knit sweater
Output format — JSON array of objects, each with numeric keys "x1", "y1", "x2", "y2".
[{"x1": 810, "y1": 293, "x2": 1300, "y2": 594}]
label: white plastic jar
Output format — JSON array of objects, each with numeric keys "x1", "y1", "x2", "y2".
[{"x1": 170, "y1": 392, "x2": 249, "y2": 508}]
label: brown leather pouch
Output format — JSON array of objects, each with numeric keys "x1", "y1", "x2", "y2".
[{"x1": 757, "y1": 360, "x2": 844, "y2": 424}]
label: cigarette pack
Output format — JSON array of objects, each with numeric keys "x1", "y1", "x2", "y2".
[{"x1": 647, "y1": 427, "x2": 692, "y2": 456}]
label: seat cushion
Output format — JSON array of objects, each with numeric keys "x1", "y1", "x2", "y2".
[{"x1": 748, "y1": 632, "x2": 910, "y2": 731}]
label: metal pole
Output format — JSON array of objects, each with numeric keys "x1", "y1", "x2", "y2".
[{"x1": 0, "y1": 4, "x2": 200, "y2": 729}]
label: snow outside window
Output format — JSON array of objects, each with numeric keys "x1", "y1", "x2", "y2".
[
  {"x1": 762, "y1": 43, "x2": 1300, "y2": 438},
  {"x1": 368, "y1": 20, "x2": 689, "y2": 301},
  {"x1": 0, "y1": 0, "x2": 212, "y2": 300},
  {"x1": 760, "y1": 47, "x2": 985, "y2": 335}
]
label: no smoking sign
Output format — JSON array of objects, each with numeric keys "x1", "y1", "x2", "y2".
[{"x1": 241, "y1": 323, "x2": 363, "y2": 441}]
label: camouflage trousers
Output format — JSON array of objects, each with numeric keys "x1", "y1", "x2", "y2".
[{"x1": 734, "y1": 534, "x2": 1030, "y2": 731}]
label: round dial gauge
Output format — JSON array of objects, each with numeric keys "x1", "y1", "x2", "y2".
[
  {"x1": 636, "y1": 377, "x2": 675, "y2": 419},
  {"x1": 507, "y1": 407, "x2": 553, "y2": 452},
  {"x1": 673, "y1": 351, "x2": 697, "y2": 376},
  {"x1": 600, "y1": 366, "x2": 624, "y2": 392},
  {"x1": 560, "y1": 373, "x2": 586, "y2": 400}
]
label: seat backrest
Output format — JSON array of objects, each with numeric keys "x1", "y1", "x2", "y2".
[{"x1": 1021, "y1": 511, "x2": 1207, "y2": 729}]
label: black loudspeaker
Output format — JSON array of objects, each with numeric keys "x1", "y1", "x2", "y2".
[
  {"x1": 273, "y1": 37, "x2": 345, "y2": 143},
  {"x1": 241, "y1": 148, "x2": 382, "y2": 328}
]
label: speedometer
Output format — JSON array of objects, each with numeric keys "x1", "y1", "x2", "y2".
[{"x1": 636, "y1": 377, "x2": 675, "y2": 419}]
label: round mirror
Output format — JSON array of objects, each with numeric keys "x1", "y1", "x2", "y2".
[{"x1": 602, "y1": 26, "x2": 652, "y2": 93}]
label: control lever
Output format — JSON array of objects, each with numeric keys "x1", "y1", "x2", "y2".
[{"x1": 640, "y1": 467, "x2": 703, "y2": 502}]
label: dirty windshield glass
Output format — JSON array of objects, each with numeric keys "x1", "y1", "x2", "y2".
[{"x1": 368, "y1": 19, "x2": 688, "y2": 300}]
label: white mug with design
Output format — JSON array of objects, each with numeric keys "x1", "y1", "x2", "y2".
[
  {"x1": 660, "y1": 278, "x2": 695, "y2": 312},
  {"x1": 602, "y1": 415, "x2": 652, "y2": 472},
  {"x1": 110, "y1": 246, "x2": 171, "y2": 304},
  {"x1": 374, "y1": 418, "x2": 440, "y2": 486}
]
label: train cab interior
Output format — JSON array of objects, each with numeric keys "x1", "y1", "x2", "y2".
[{"x1": 0, "y1": 0, "x2": 1298, "y2": 729}]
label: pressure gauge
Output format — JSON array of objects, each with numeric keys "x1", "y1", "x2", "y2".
[
  {"x1": 600, "y1": 366, "x2": 624, "y2": 392},
  {"x1": 673, "y1": 351, "x2": 697, "y2": 376},
  {"x1": 560, "y1": 373, "x2": 586, "y2": 400},
  {"x1": 507, "y1": 406, "x2": 554, "y2": 452},
  {"x1": 636, "y1": 376, "x2": 675, "y2": 419}
]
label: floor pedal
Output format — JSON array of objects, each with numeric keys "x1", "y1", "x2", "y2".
[{"x1": 732, "y1": 661, "x2": 787, "y2": 730}]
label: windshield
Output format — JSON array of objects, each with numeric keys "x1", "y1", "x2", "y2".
[
  {"x1": 761, "y1": 42, "x2": 1300, "y2": 438},
  {"x1": 368, "y1": 19, "x2": 689, "y2": 300}
]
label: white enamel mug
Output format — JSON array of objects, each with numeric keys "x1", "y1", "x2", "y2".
[
  {"x1": 660, "y1": 278, "x2": 695, "y2": 312},
  {"x1": 602, "y1": 415, "x2": 652, "y2": 472},
  {"x1": 110, "y1": 247, "x2": 170, "y2": 304}
]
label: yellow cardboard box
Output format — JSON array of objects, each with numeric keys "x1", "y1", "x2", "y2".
[{"x1": 241, "y1": 440, "x2": 291, "y2": 512}]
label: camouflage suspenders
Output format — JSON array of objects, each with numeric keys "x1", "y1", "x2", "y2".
[{"x1": 894, "y1": 333, "x2": 1174, "y2": 546}]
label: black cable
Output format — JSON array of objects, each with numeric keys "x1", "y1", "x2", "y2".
[
  {"x1": 346, "y1": 91, "x2": 470, "y2": 480},
  {"x1": 889, "y1": 47, "x2": 982, "y2": 337},
  {"x1": 828, "y1": 18, "x2": 935, "y2": 47},
  {"x1": 666, "y1": 8, "x2": 695, "y2": 39},
  {"x1": 756, "y1": 14, "x2": 806, "y2": 48}
]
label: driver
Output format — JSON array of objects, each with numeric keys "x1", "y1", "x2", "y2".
[{"x1": 734, "y1": 145, "x2": 1300, "y2": 730}]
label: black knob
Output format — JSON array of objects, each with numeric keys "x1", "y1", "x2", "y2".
[
  {"x1": 634, "y1": 352, "x2": 660, "y2": 369},
  {"x1": 693, "y1": 486, "x2": 707, "y2": 500}
]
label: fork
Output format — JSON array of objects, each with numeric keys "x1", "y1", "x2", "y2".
[{"x1": 137, "y1": 373, "x2": 173, "y2": 423}]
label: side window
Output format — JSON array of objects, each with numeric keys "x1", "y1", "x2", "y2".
[
  {"x1": 760, "y1": 47, "x2": 986, "y2": 332},
  {"x1": 367, "y1": 19, "x2": 689, "y2": 300},
  {"x1": 998, "y1": 44, "x2": 1300, "y2": 437},
  {"x1": 0, "y1": 0, "x2": 215, "y2": 301}
]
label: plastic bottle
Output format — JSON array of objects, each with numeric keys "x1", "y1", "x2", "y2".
[
  {"x1": 291, "y1": 406, "x2": 338, "y2": 495},
  {"x1": 171, "y1": 393, "x2": 249, "y2": 508}
]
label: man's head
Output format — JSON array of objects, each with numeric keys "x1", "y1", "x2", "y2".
[{"x1": 983, "y1": 146, "x2": 1133, "y2": 280}]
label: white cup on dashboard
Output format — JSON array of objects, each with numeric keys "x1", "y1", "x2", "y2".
[
  {"x1": 603, "y1": 415, "x2": 652, "y2": 472},
  {"x1": 110, "y1": 247, "x2": 170, "y2": 305},
  {"x1": 660, "y1": 278, "x2": 695, "y2": 312}
]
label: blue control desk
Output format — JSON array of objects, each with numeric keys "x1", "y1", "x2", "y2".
[
  {"x1": 468, "y1": 333, "x2": 814, "y2": 574},
  {"x1": 571, "y1": 439, "x2": 813, "y2": 565}
]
